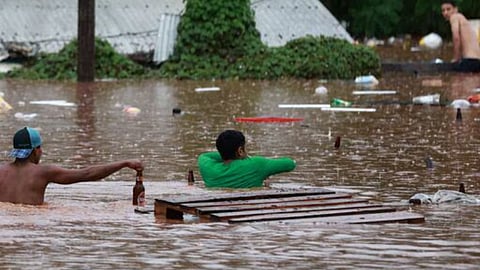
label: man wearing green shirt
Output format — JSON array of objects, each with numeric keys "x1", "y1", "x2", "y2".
[{"x1": 198, "y1": 130, "x2": 296, "y2": 188}]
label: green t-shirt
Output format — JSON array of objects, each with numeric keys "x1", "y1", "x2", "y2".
[{"x1": 198, "y1": 151, "x2": 296, "y2": 188}]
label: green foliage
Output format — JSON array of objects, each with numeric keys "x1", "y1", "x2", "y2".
[
  {"x1": 322, "y1": 0, "x2": 480, "y2": 39},
  {"x1": 161, "y1": 0, "x2": 379, "y2": 80},
  {"x1": 171, "y1": 0, "x2": 264, "y2": 62},
  {"x1": 349, "y1": 0, "x2": 403, "y2": 38},
  {"x1": 7, "y1": 38, "x2": 145, "y2": 80}
]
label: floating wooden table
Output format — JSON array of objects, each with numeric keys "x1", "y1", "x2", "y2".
[{"x1": 154, "y1": 188, "x2": 424, "y2": 224}]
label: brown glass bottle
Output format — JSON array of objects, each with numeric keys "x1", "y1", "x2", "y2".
[
  {"x1": 187, "y1": 169, "x2": 195, "y2": 185},
  {"x1": 133, "y1": 171, "x2": 145, "y2": 206}
]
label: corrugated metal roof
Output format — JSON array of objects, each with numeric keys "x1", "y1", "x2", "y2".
[
  {"x1": 0, "y1": 0, "x2": 184, "y2": 54},
  {"x1": 252, "y1": 0, "x2": 353, "y2": 46},
  {"x1": 0, "y1": 0, "x2": 352, "y2": 62},
  {"x1": 153, "y1": 14, "x2": 180, "y2": 63}
]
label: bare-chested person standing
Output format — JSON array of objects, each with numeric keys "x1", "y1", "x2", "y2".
[
  {"x1": 0, "y1": 127, "x2": 143, "y2": 205},
  {"x1": 441, "y1": 1, "x2": 480, "y2": 72}
]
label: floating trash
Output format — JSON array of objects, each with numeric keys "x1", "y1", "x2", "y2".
[
  {"x1": 354, "y1": 75, "x2": 379, "y2": 85},
  {"x1": 123, "y1": 105, "x2": 141, "y2": 116},
  {"x1": 419, "y1": 33, "x2": 443, "y2": 50},
  {"x1": 450, "y1": 99, "x2": 470, "y2": 108},
  {"x1": 314, "y1": 86, "x2": 328, "y2": 95},
  {"x1": 195, "y1": 87, "x2": 220, "y2": 92},
  {"x1": 331, "y1": 98, "x2": 352, "y2": 107},
  {"x1": 467, "y1": 93, "x2": 480, "y2": 103},
  {"x1": 321, "y1": 107, "x2": 376, "y2": 112},
  {"x1": 352, "y1": 90, "x2": 396, "y2": 95},
  {"x1": 409, "y1": 190, "x2": 480, "y2": 204},
  {"x1": 412, "y1": 94, "x2": 440, "y2": 105},
  {"x1": 14, "y1": 112, "x2": 38, "y2": 121},
  {"x1": 278, "y1": 104, "x2": 330, "y2": 109},
  {"x1": 29, "y1": 100, "x2": 76, "y2": 107},
  {"x1": 0, "y1": 96, "x2": 13, "y2": 113}
]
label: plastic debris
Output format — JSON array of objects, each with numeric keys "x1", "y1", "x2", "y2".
[
  {"x1": 352, "y1": 90, "x2": 396, "y2": 95},
  {"x1": 412, "y1": 94, "x2": 440, "y2": 105},
  {"x1": 29, "y1": 100, "x2": 76, "y2": 107},
  {"x1": 0, "y1": 96, "x2": 13, "y2": 113},
  {"x1": 467, "y1": 93, "x2": 480, "y2": 103},
  {"x1": 278, "y1": 104, "x2": 330, "y2": 109},
  {"x1": 419, "y1": 33, "x2": 443, "y2": 50},
  {"x1": 314, "y1": 86, "x2": 328, "y2": 95},
  {"x1": 409, "y1": 190, "x2": 480, "y2": 204},
  {"x1": 450, "y1": 99, "x2": 470, "y2": 108},
  {"x1": 331, "y1": 98, "x2": 352, "y2": 107},
  {"x1": 322, "y1": 107, "x2": 376, "y2": 112},
  {"x1": 354, "y1": 75, "x2": 379, "y2": 85},
  {"x1": 14, "y1": 112, "x2": 38, "y2": 121},
  {"x1": 195, "y1": 87, "x2": 220, "y2": 92},
  {"x1": 123, "y1": 105, "x2": 141, "y2": 116}
]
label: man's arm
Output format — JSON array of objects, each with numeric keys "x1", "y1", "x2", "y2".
[
  {"x1": 41, "y1": 159, "x2": 143, "y2": 185},
  {"x1": 450, "y1": 15, "x2": 462, "y2": 62}
]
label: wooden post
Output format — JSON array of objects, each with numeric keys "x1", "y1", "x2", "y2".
[{"x1": 77, "y1": 0, "x2": 95, "y2": 82}]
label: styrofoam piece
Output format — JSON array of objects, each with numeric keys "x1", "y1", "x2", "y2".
[
  {"x1": 352, "y1": 90, "x2": 396, "y2": 95},
  {"x1": 321, "y1": 107, "x2": 376, "y2": 112},
  {"x1": 278, "y1": 104, "x2": 331, "y2": 109},
  {"x1": 195, "y1": 87, "x2": 220, "y2": 92},
  {"x1": 29, "y1": 100, "x2": 76, "y2": 107}
]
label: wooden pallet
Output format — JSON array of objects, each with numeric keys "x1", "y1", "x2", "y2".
[{"x1": 154, "y1": 188, "x2": 425, "y2": 224}]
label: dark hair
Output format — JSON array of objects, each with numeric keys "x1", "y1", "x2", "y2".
[
  {"x1": 216, "y1": 130, "x2": 245, "y2": 160},
  {"x1": 442, "y1": 1, "x2": 457, "y2": 7}
]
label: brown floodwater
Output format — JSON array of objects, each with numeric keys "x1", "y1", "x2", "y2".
[{"x1": 1, "y1": 69, "x2": 480, "y2": 269}]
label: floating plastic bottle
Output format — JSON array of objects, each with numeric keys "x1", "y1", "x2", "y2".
[
  {"x1": 412, "y1": 94, "x2": 440, "y2": 105},
  {"x1": 354, "y1": 75, "x2": 379, "y2": 85},
  {"x1": 314, "y1": 86, "x2": 328, "y2": 95},
  {"x1": 330, "y1": 98, "x2": 352, "y2": 107},
  {"x1": 419, "y1": 33, "x2": 443, "y2": 50}
]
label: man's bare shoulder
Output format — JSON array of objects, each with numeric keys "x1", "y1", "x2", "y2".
[{"x1": 450, "y1": 12, "x2": 467, "y2": 22}]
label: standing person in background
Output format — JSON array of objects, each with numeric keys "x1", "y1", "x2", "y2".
[
  {"x1": 0, "y1": 127, "x2": 144, "y2": 205},
  {"x1": 441, "y1": 1, "x2": 480, "y2": 72},
  {"x1": 198, "y1": 130, "x2": 296, "y2": 188}
]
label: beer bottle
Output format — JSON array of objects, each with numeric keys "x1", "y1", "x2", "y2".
[
  {"x1": 187, "y1": 169, "x2": 195, "y2": 185},
  {"x1": 133, "y1": 171, "x2": 145, "y2": 206}
]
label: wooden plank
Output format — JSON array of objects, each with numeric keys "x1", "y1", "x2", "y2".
[
  {"x1": 228, "y1": 206, "x2": 396, "y2": 223},
  {"x1": 181, "y1": 193, "x2": 353, "y2": 208},
  {"x1": 154, "y1": 199, "x2": 193, "y2": 219},
  {"x1": 155, "y1": 188, "x2": 334, "y2": 204},
  {"x1": 270, "y1": 211, "x2": 425, "y2": 225},
  {"x1": 195, "y1": 193, "x2": 354, "y2": 214},
  {"x1": 210, "y1": 201, "x2": 376, "y2": 221}
]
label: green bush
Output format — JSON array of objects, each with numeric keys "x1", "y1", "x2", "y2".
[
  {"x1": 7, "y1": 38, "x2": 145, "y2": 80},
  {"x1": 160, "y1": 0, "x2": 380, "y2": 80}
]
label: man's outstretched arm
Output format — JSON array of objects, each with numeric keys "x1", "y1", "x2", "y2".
[{"x1": 41, "y1": 159, "x2": 143, "y2": 185}]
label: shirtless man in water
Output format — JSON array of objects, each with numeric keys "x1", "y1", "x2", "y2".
[
  {"x1": 0, "y1": 127, "x2": 143, "y2": 205},
  {"x1": 441, "y1": 1, "x2": 480, "y2": 72}
]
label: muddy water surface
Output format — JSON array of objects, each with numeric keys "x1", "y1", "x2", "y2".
[{"x1": 1, "y1": 72, "x2": 480, "y2": 269}]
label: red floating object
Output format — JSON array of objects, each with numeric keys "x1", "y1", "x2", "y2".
[{"x1": 234, "y1": 117, "x2": 304, "y2": 123}]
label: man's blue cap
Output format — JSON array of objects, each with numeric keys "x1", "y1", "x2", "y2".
[{"x1": 9, "y1": 127, "x2": 42, "y2": 159}]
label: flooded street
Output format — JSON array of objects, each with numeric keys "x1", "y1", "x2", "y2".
[{"x1": 1, "y1": 72, "x2": 480, "y2": 269}]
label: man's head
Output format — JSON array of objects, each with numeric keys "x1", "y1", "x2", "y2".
[
  {"x1": 9, "y1": 127, "x2": 42, "y2": 162},
  {"x1": 441, "y1": 1, "x2": 458, "y2": 21},
  {"x1": 216, "y1": 130, "x2": 247, "y2": 161}
]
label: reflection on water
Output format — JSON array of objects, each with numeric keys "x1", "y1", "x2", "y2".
[{"x1": 1, "y1": 73, "x2": 480, "y2": 269}]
